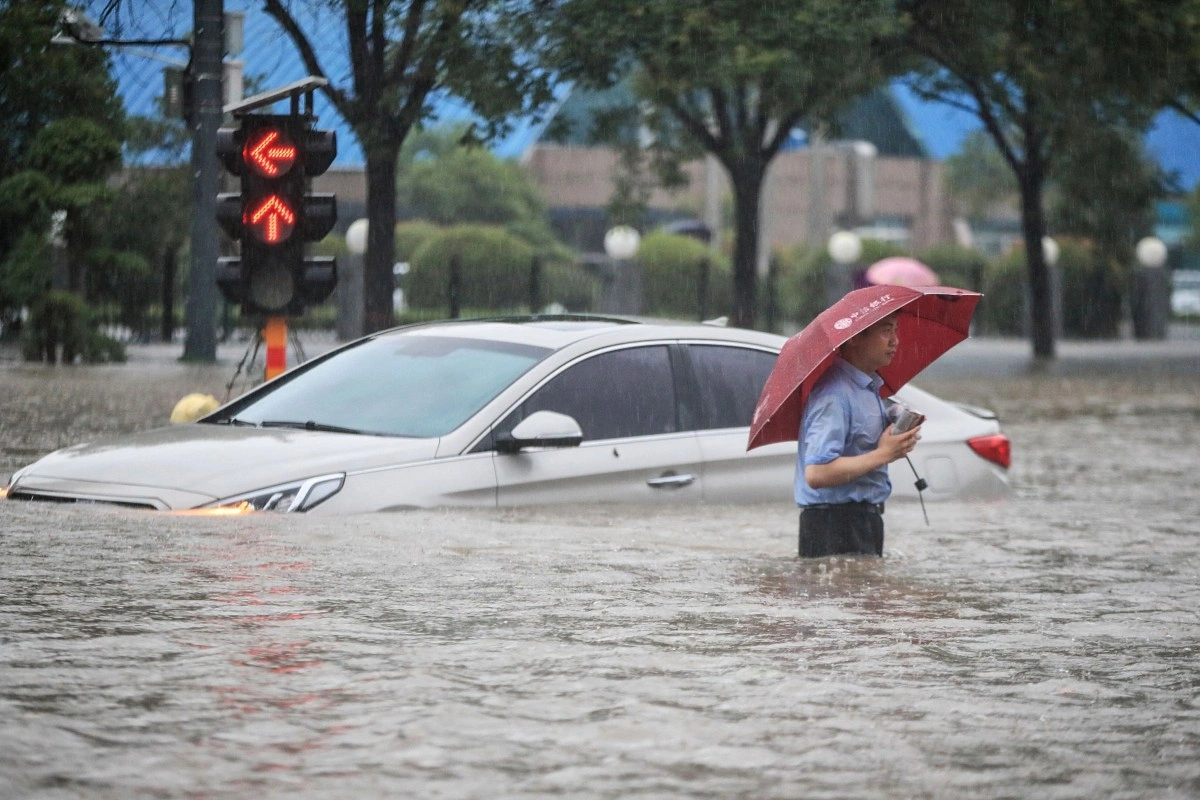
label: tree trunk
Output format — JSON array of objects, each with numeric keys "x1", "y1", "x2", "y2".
[
  {"x1": 1018, "y1": 169, "x2": 1056, "y2": 360},
  {"x1": 362, "y1": 145, "x2": 400, "y2": 334},
  {"x1": 729, "y1": 168, "x2": 764, "y2": 329}
]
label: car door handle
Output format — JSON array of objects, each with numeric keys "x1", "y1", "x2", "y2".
[{"x1": 646, "y1": 472, "x2": 695, "y2": 489}]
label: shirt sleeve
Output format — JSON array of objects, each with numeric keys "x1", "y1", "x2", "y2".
[{"x1": 801, "y1": 394, "x2": 848, "y2": 467}]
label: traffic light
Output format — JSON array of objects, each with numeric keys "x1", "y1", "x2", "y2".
[{"x1": 216, "y1": 114, "x2": 338, "y2": 316}]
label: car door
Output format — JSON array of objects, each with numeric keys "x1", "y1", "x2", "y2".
[
  {"x1": 491, "y1": 344, "x2": 705, "y2": 505},
  {"x1": 684, "y1": 343, "x2": 796, "y2": 503}
]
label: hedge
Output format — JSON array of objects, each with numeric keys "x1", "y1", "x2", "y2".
[
  {"x1": 636, "y1": 231, "x2": 731, "y2": 319},
  {"x1": 407, "y1": 224, "x2": 597, "y2": 312}
]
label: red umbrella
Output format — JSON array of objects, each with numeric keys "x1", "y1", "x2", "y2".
[
  {"x1": 748, "y1": 285, "x2": 981, "y2": 450},
  {"x1": 866, "y1": 256, "x2": 940, "y2": 287}
]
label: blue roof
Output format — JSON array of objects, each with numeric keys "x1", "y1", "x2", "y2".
[{"x1": 97, "y1": 2, "x2": 1200, "y2": 189}]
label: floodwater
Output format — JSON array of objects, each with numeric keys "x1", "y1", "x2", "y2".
[{"x1": 2, "y1": 336, "x2": 1199, "y2": 799}]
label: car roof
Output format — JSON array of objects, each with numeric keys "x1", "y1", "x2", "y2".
[{"x1": 370, "y1": 314, "x2": 788, "y2": 352}]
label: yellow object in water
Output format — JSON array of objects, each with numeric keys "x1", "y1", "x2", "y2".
[{"x1": 170, "y1": 393, "x2": 219, "y2": 424}]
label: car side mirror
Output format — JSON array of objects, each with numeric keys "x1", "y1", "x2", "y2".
[{"x1": 495, "y1": 411, "x2": 584, "y2": 454}]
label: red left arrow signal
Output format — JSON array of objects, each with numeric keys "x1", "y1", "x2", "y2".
[
  {"x1": 243, "y1": 129, "x2": 297, "y2": 177},
  {"x1": 246, "y1": 195, "x2": 296, "y2": 243}
]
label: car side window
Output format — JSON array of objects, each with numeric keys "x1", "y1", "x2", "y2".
[
  {"x1": 501, "y1": 345, "x2": 678, "y2": 442},
  {"x1": 687, "y1": 344, "x2": 777, "y2": 430}
]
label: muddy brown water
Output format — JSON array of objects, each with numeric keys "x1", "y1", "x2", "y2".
[{"x1": 2, "y1": 336, "x2": 1198, "y2": 798}]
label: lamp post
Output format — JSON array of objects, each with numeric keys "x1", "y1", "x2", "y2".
[
  {"x1": 338, "y1": 219, "x2": 368, "y2": 341},
  {"x1": 826, "y1": 230, "x2": 862, "y2": 306},
  {"x1": 603, "y1": 225, "x2": 641, "y2": 314},
  {"x1": 1031, "y1": 235, "x2": 1063, "y2": 340},
  {"x1": 1132, "y1": 235, "x2": 1170, "y2": 340}
]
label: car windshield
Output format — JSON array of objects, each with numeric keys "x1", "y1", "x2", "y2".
[{"x1": 219, "y1": 334, "x2": 551, "y2": 437}]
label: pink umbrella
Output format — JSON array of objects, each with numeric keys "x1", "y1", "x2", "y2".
[{"x1": 865, "y1": 257, "x2": 939, "y2": 287}]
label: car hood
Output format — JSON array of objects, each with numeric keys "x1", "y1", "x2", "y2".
[{"x1": 10, "y1": 424, "x2": 441, "y2": 509}]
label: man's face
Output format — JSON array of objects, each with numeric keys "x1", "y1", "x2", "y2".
[{"x1": 843, "y1": 316, "x2": 898, "y2": 372}]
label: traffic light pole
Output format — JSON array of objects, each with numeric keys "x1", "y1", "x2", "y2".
[
  {"x1": 263, "y1": 316, "x2": 288, "y2": 380},
  {"x1": 182, "y1": 0, "x2": 224, "y2": 363}
]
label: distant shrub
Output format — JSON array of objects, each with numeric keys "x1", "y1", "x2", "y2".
[
  {"x1": 395, "y1": 219, "x2": 442, "y2": 262},
  {"x1": 21, "y1": 290, "x2": 125, "y2": 363},
  {"x1": 978, "y1": 250, "x2": 1027, "y2": 336},
  {"x1": 1057, "y1": 238, "x2": 1124, "y2": 339},
  {"x1": 775, "y1": 238, "x2": 909, "y2": 329},
  {"x1": 407, "y1": 225, "x2": 597, "y2": 313},
  {"x1": 919, "y1": 243, "x2": 987, "y2": 292},
  {"x1": 636, "y1": 231, "x2": 730, "y2": 319}
]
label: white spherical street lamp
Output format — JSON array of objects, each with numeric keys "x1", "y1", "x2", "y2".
[
  {"x1": 827, "y1": 230, "x2": 863, "y2": 265},
  {"x1": 604, "y1": 225, "x2": 641, "y2": 261},
  {"x1": 346, "y1": 218, "x2": 369, "y2": 256},
  {"x1": 1135, "y1": 236, "x2": 1167, "y2": 269}
]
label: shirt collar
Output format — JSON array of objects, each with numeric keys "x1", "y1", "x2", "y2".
[{"x1": 833, "y1": 355, "x2": 883, "y2": 392}]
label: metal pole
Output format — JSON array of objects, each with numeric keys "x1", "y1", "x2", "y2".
[{"x1": 182, "y1": 0, "x2": 223, "y2": 362}]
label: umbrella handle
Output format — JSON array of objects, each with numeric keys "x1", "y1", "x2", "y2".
[{"x1": 905, "y1": 456, "x2": 930, "y2": 526}]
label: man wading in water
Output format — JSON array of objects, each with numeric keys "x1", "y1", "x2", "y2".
[{"x1": 794, "y1": 314, "x2": 922, "y2": 557}]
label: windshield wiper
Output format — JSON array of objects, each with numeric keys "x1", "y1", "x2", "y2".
[
  {"x1": 259, "y1": 420, "x2": 367, "y2": 435},
  {"x1": 211, "y1": 416, "x2": 256, "y2": 427}
]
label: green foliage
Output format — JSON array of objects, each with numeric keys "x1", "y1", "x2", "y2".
[
  {"x1": 20, "y1": 290, "x2": 125, "y2": 364},
  {"x1": 1056, "y1": 239, "x2": 1124, "y2": 339},
  {"x1": 978, "y1": 250, "x2": 1027, "y2": 337},
  {"x1": 0, "y1": 232, "x2": 52, "y2": 321},
  {"x1": 86, "y1": 248, "x2": 156, "y2": 333},
  {"x1": 902, "y1": 0, "x2": 1196, "y2": 354},
  {"x1": 395, "y1": 220, "x2": 443, "y2": 262},
  {"x1": 399, "y1": 147, "x2": 545, "y2": 226},
  {"x1": 396, "y1": 134, "x2": 566, "y2": 258},
  {"x1": 0, "y1": 1, "x2": 124, "y2": 180},
  {"x1": 636, "y1": 232, "x2": 731, "y2": 319},
  {"x1": 1049, "y1": 126, "x2": 1161, "y2": 272},
  {"x1": 918, "y1": 244, "x2": 988, "y2": 292},
  {"x1": 23, "y1": 118, "x2": 122, "y2": 185},
  {"x1": 975, "y1": 240, "x2": 1126, "y2": 339},
  {"x1": 408, "y1": 225, "x2": 597, "y2": 312},
  {"x1": 774, "y1": 245, "x2": 827, "y2": 328},
  {"x1": 774, "y1": 239, "x2": 909, "y2": 327},
  {"x1": 942, "y1": 131, "x2": 1018, "y2": 223}
]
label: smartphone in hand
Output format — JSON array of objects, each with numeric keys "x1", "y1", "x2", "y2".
[{"x1": 892, "y1": 407, "x2": 926, "y2": 433}]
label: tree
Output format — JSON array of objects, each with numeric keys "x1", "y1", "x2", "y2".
[
  {"x1": 0, "y1": 0, "x2": 124, "y2": 328},
  {"x1": 942, "y1": 131, "x2": 1017, "y2": 226},
  {"x1": 397, "y1": 127, "x2": 558, "y2": 250},
  {"x1": 901, "y1": 0, "x2": 1197, "y2": 359},
  {"x1": 547, "y1": 0, "x2": 903, "y2": 328},
  {"x1": 263, "y1": 0, "x2": 556, "y2": 333}
]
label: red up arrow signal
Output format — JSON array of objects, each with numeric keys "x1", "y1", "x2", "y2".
[
  {"x1": 244, "y1": 129, "x2": 297, "y2": 178},
  {"x1": 246, "y1": 195, "x2": 296, "y2": 243}
]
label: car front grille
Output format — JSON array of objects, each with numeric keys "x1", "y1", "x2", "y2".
[{"x1": 6, "y1": 490, "x2": 157, "y2": 511}]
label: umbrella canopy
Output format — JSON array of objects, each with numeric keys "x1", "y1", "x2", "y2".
[
  {"x1": 748, "y1": 285, "x2": 981, "y2": 451},
  {"x1": 866, "y1": 256, "x2": 939, "y2": 287}
]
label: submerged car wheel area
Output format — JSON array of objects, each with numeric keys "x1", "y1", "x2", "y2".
[{"x1": 4, "y1": 316, "x2": 1012, "y2": 513}]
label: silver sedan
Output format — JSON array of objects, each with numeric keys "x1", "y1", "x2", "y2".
[{"x1": 4, "y1": 317, "x2": 1011, "y2": 513}]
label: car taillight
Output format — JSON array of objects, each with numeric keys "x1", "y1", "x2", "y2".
[{"x1": 967, "y1": 434, "x2": 1011, "y2": 470}]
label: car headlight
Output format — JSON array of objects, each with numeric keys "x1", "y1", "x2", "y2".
[
  {"x1": 2, "y1": 466, "x2": 29, "y2": 499},
  {"x1": 205, "y1": 473, "x2": 345, "y2": 513}
]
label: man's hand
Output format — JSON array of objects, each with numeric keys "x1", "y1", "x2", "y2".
[
  {"x1": 804, "y1": 422, "x2": 922, "y2": 490},
  {"x1": 877, "y1": 423, "x2": 921, "y2": 463}
]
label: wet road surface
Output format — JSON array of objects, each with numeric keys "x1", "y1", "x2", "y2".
[{"x1": 1, "y1": 333, "x2": 1198, "y2": 798}]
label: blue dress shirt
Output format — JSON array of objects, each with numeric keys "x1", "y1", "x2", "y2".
[{"x1": 794, "y1": 357, "x2": 892, "y2": 506}]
